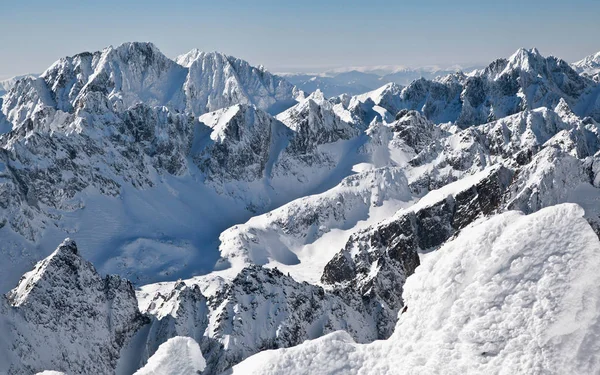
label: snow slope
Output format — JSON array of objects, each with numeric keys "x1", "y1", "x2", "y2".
[
  {"x1": 218, "y1": 166, "x2": 414, "y2": 284},
  {"x1": 134, "y1": 337, "x2": 205, "y2": 375},
  {"x1": 229, "y1": 204, "x2": 600, "y2": 375}
]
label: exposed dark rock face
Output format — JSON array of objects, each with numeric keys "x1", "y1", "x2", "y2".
[
  {"x1": 142, "y1": 266, "x2": 378, "y2": 375},
  {"x1": 277, "y1": 91, "x2": 359, "y2": 155},
  {"x1": 322, "y1": 166, "x2": 514, "y2": 337},
  {"x1": 1, "y1": 239, "x2": 148, "y2": 375},
  {"x1": 195, "y1": 104, "x2": 292, "y2": 182}
]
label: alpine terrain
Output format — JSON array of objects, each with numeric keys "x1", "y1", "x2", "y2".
[{"x1": 1, "y1": 42, "x2": 600, "y2": 374}]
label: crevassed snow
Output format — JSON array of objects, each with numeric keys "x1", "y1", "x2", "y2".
[
  {"x1": 134, "y1": 336, "x2": 205, "y2": 375},
  {"x1": 228, "y1": 204, "x2": 600, "y2": 375}
]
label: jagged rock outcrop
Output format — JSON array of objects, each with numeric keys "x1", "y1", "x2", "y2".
[
  {"x1": 277, "y1": 90, "x2": 359, "y2": 154},
  {"x1": 196, "y1": 104, "x2": 292, "y2": 182},
  {"x1": 0, "y1": 239, "x2": 148, "y2": 375},
  {"x1": 140, "y1": 266, "x2": 379, "y2": 374},
  {"x1": 322, "y1": 166, "x2": 514, "y2": 336}
]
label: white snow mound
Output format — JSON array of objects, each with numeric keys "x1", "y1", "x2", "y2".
[
  {"x1": 228, "y1": 203, "x2": 600, "y2": 375},
  {"x1": 135, "y1": 336, "x2": 206, "y2": 375}
]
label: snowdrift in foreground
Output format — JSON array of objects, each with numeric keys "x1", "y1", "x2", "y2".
[
  {"x1": 134, "y1": 337, "x2": 205, "y2": 375},
  {"x1": 228, "y1": 204, "x2": 600, "y2": 375}
]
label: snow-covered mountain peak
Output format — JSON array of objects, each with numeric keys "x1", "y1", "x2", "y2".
[
  {"x1": 182, "y1": 50, "x2": 298, "y2": 115},
  {"x1": 276, "y1": 88, "x2": 358, "y2": 145},
  {"x1": 573, "y1": 50, "x2": 600, "y2": 76},
  {"x1": 2, "y1": 42, "x2": 299, "y2": 131},
  {"x1": 174, "y1": 48, "x2": 204, "y2": 67},
  {"x1": 1, "y1": 238, "x2": 147, "y2": 374},
  {"x1": 198, "y1": 103, "x2": 276, "y2": 144},
  {"x1": 34, "y1": 41, "x2": 186, "y2": 114},
  {"x1": 4, "y1": 41, "x2": 600, "y2": 375},
  {"x1": 500, "y1": 47, "x2": 549, "y2": 76},
  {"x1": 103, "y1": 41, "x2": 164, "y2": 61},
  {"x1": 6, "y1": 238, "x2": 84, "y2": 307},
  {"x1": 355, "y1": 82, "x2": 402, "y2": 103},
  {"x1": 554, "y1": 97, "x2": 575, "y2": 118},
  {"x1": 305, "y1": 88, "x2": 327, "y2": 104},
  {"x1": 178, "y1": 50, "x2": 231, "y2": 68}
]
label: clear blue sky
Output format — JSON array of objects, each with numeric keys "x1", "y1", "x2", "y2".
[{"x1": 1, "y1": 0, "x2": 599, "y2": 78}]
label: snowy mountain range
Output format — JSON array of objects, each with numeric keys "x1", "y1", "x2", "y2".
[
  {"x1": 573, "y1": 51, "x2": 600, "y2": 78},
  {"x1": 280, "y1": 64, "x2": 483, "y2": 97},
  {"x1": 2, "y1": 43, "x2": 600, "y2": 374}
]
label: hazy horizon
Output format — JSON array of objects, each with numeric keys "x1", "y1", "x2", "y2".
[{"x1": 2, "y1": 0, "x2": 599, "y2": 79}]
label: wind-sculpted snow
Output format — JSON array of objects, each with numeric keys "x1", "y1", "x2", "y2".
[
  {"x1": 0, "y1": 239, "x2": 148, "y2": 375},
  {"x1": 229, "y1": 204, "x2": 600, "y2": 375}
]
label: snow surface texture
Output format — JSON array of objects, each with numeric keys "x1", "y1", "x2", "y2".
[
  {"x1": 134, "y1": 336, "x2": 205, "y2": 375},
  {"x1": 229, "y1": 204, "x2": 600, "y2": 375}
]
